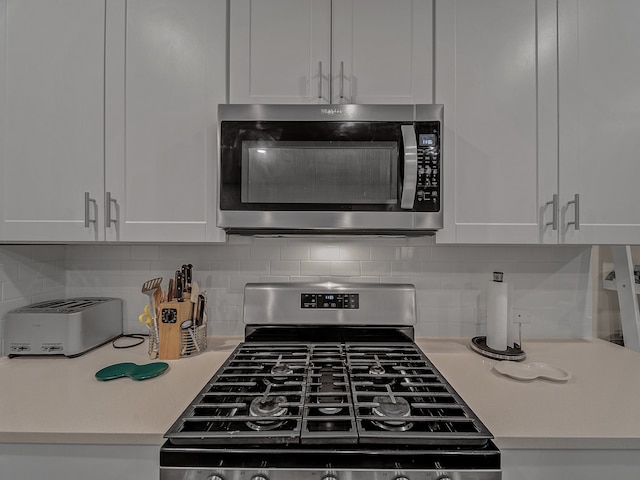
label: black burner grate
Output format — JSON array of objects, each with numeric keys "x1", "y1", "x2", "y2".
[{"x1": 165, "y1": 342, "x2": 492, "y2": 447}]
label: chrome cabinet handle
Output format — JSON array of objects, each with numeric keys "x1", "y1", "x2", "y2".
[
  {"x1": 84, "y1": 192, "x2": 97, "y2": 228},
  {"x1": 545, "y1": 194, "x2": 558, "y2": 230},
  {"x1": 317, "y1": 61, "x2": 323, "y2": 100},
  {"x1": 339, "y1": 61, "x2": 344, "y2": 103},
  {"x1": 400, "y1": 125, "x2": 417, "y2": 209},
  {"x1": 567, "y1": 193, "x2": 580, "y2": 230},
  {"x1": 105, "y1": 191, "x2": 118, "y2": 226}
]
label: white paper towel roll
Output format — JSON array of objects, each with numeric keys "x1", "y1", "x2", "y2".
[{"x1": 486, "y1": 277, "x2": 508, "y2": 351}]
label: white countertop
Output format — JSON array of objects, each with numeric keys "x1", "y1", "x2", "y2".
[
  {"x1": 1, "y1": 336, "x2": 639, "y2": 450},
  {"x1": 418, "y1": 338, "x2": 640, "y2": 450},
  {"x1": 0, "y1": 336, "x2": 243, "y2": 445}
]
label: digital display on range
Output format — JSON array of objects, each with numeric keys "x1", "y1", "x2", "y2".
[{"x1": 301, "y1": 293, "x2": 359, "y2": 309}]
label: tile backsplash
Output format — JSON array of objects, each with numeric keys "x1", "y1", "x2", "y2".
[{"x1": 0, "y1": 238, "x2": 592, "y2": 355}]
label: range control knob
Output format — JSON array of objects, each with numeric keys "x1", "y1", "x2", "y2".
[
  {"x1": 322, "y1": 476, "x2": 339, "y2": 480},
  {"x1": 250, "y1": 476, "x2": 269, "y2": 480},
  {"x1": 206, "y1": 476, "x2": 225, "y2": 480},
  {"x1": 393, "y1": 476, "x2": 410, "y2": 480}
]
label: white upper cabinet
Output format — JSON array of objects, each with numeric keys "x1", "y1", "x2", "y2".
[
  {"x1": 230, "y1": 0, "x2": 331, "y2": 104},
  {"x1": 331, "y1": 0, "x2": 432, "y2": 104},
  {"x1": 0, "y1": 0, "x2": 226, "y2": 243},
  {"x1": 230, "y1": 0, "x2": 432, "y2": 104},
  {"x1": 558, "y1": 0, "x2": 640, "y2": 244},
  {"x1": 0, "y1": 0, "x2": 106, "y2": 241},
  {"x1": 105, "y1": 0, "x2": 226, "y2": 242},
  {"x1": 435, "y1": 0, "x2": 558, "y2": 244}
]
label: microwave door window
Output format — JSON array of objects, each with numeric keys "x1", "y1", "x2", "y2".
[{"x1": 241, "y1": 141, "x2": 398, "y2": 205}]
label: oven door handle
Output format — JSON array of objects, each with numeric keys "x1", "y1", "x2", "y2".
[{"x1": 400, "y1": 124, "x2": 417, "y2": 209}]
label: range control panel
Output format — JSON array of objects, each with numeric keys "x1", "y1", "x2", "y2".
[
  {"x1": 301, "y1": 293, "x2": 360, "y2": 309},
  {"x1": 415, "y1": 123, "x2": 440, "y2": 212}
]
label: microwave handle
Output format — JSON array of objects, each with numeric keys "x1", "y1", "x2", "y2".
[{"x1": 400, "y1": 125, "x2": 418, "y2": 209}]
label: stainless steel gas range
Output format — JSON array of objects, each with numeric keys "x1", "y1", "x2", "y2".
[{"x1": 161, "y1": 283, "x2": 501, "y2": 480}]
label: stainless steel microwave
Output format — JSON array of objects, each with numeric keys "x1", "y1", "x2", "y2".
[{"x1": 217, "y1": 104, "x2": 443, "y2": 235}]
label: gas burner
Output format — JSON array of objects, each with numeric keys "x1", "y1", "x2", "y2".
[
  {"x1": 271, "y1": 363, "x2": 294, "y2": 376},
  {"x1": 247, "y1": 395, "x2": 288, "y2": 431},
  {"x1": 318, "y1": 405, "x2": 343, "y2": 415},
  {"x1": 371, "y1": 396, "x2": 414, "y2": 432},
  {"x1": 369, "y1": 364, "x2": 386, "y2": 375}
]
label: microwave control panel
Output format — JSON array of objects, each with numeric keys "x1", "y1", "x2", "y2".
[{"x1": 415, "y1": 124, "x2": 440, "y2": 212}]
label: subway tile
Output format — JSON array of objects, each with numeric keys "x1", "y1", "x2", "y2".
[
  {"x1": 300, "y1": 262, "x2": 332, "y2": 276},
  {"x1": 370, "y1": 246, "x2": 399, "y2": 260},
  {"x1": 339, "y1": 246, "x2": 371, "y2": 261},
  {"x1": 0, "y1": 242, "x2": 596, "y2": 352},
  {"x1": 212, "y1": 246, "x2": 251, "y2": 261},
  {"x1": 0, "y1": 245, "x2": 33, "y2": 262},
  {"x1": 210, "y1": 260, "x2": 241, "y2": 274},
  {"x1": 379, "y1": 276, "x2": 412, "y2": 284},
  {"x1": 130, "y1": 245, "x2": 162, "y2": 261},
  {"x1": 0, "y1": 262, "x2": 18, "y2": 282},
  {"x1": 361, "y1": 261, "x2": 391, "y2": 276},
  {"x1": 391, "y1": 261, "x2": 422, "y2": 276},
  {"x1": 310, "y1": 246, "x2": 341, "y2": 261},
  {"x1": 237, "y1": 260, "x2": 270, "y2": 275},
  {"x1": 229, "y1": 276, "x2": 259, "y2": 293},
  {"x1": 31, "y1": 245, "x2": 66, "y2": 262},
  {"x1": 18, "y1": 262, "x2": 58, "y2": 281},
  {"x1": 259, "y1": 276, "x2": 291, "y2": 283},
  {"x1": 281, "y1": 245, "x2": 310, "y2": 260},
  {"x1": 330, "y1": 261, "x2": 361, "y2": 277},
  {"x1": 270, "y1": 261, "x2": 301, "y2": 276},
  {"x1": 349, "y1": 276, "x2": 380, "y2": 283},
  {"x1": 3, "y1": 278, "x2": 44, "y2": 302},
  {"x1": 250, "y1": 245, "x2": 281, "y2": 260},
  {"x1": 292, "y1": 276, "x2": 323, "y2": 283}
]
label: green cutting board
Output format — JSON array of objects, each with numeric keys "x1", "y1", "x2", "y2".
[{"x1": 95, "y1": 362, "x2": 169, "y2": 381}]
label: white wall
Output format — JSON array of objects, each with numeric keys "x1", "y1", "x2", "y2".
[{"x1": 0, "y1": 240, "x2": 593, "y2": 355}]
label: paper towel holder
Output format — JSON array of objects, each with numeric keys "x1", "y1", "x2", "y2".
[
  {"x1": 470, "y1": 335, "x2": 526, "y2": 361},
  {"x1": 471, "y1": 271, "x2": 526, "y2": 361}
]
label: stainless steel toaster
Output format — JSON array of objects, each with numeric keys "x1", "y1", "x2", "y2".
[{"x1": 3, "y1": 297, "x2": 123, "y2": 357}]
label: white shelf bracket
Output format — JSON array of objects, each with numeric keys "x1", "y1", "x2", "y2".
[{"x1": 611, "y1": 246, "x2": 640, "y2": 351}]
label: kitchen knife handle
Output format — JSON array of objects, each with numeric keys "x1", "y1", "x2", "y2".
[
  {"x1": 567, "y1": 193, "x2": 580, "y2": 230},
  {"x1": 196, "y1": 293, "x2": 205, "y2": 326},
  {"x1": 544, "y1": 194, "x2": 558, "y2": 230},
  {"x1": 317, "y1": 61, "x2": 323, "y2": 100},
  {"x1": 339, "y1": 61, "x2": 344, "y2": 103},
  {"x1": 400, "y1": 125, "x2": 418, "y2": 209},
  {"x1": 105, "y1": 191, "x2": 118, "y2": 226},
  {"x1": 185, "y1": 264, "x2": 193, "y2": 290},
  {"x1": 175, "y1": 271, "x2": 184, "y2": 301},
  {"x1": 84, "y1": 192, "x2": 97, "y2": 228}
]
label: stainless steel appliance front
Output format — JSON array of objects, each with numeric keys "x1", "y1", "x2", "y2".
[
  {"x1": 160, "y1": 283, "x2": 501, "y2": 480},
  {"x1": 217, "y1": 104, "x2": 443, "y2": 235}
]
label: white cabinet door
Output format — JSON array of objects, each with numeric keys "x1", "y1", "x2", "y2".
[
  {"x1": 558, "y1": 0, "x2": 640, "y2": 244},
  {"x1": 331, "y1": 0, "x2": 432, "y2": 104},
  {"x1": 230, "y1": 0, "x2": 432, "y2": 105},
  {"x1": 230, "y1": 0, "x2": 332, "y2": 104},
  {"x1": 435, "y1": 0, "x2": 558, "y2": 244},
  {"x1": 0, "y1": 0, "x2": 106, "y2": 242},
  {"x1": 105, "y1": 0, "x2": 226, "y2": 242}
]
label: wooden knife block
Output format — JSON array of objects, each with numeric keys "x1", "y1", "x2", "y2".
[{"x1": 157, "y1": 300, "x2": 192, "y2": 360}]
